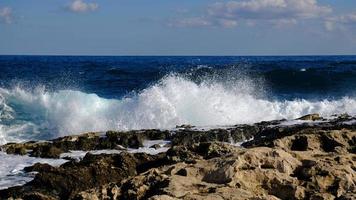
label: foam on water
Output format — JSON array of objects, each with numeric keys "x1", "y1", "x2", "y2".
[
  {"x1": 60, "y1": 140, "x2": 171, "y2": 161},
  {"x1": 0, "y1": 139, "x2": 170, "y2": 189},
  {"x1": 0, "y1": 152, "x2": 67, "y2": 190},
  {"x1": 0, "y1": 75, "x2": 356, "y2": 144}
]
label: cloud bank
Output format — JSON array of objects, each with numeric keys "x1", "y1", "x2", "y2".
[{"x1": 172, "y1": 0, "x2": 332, "y2": 28}]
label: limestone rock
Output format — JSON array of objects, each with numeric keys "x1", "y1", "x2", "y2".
[
  {"x1": 1, "y1": 115, "x2": 355, "y2": 200},
  {"x1": 297, "y1": 114, "x2": 322, "y2": 121}
]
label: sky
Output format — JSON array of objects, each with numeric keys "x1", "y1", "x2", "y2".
[{"x1": 0, "y1": 0, "x2": 356, "y2": 55}]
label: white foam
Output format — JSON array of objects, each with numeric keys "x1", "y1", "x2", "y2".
[
  {"x1": 343, "y1": 119, "x2": 356, "y2": 125},
  {"x1": 60, "y1": 150, "x2": 89, "y2": 161},
  {"x1": 127, "y1": 140, "x2": 170, "y2": 155},
  {"x1": 0, "y1": 151, "x2": 67, "y2": 190},
  {"x1": 60, "y1": 140, "x2": 171, "y2": 161},
  {"x1": 1, "y1": 75, "x2": 356, "y2": 143},
  {"x1": 276, "y1": 119, "x2": 327, "y2": 127}
]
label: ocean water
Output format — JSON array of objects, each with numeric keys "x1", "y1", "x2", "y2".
[{"x1": 0, "y1": 55, "x2": 356, "y2": 144}]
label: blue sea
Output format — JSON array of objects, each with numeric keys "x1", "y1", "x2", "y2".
[{"x1": 0, "y1": 55, "x2": 356, "y2": 144}]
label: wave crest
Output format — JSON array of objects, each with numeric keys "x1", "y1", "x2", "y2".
[{"x1": 0, "y1": 75, "x2": 356, "y2": 144}]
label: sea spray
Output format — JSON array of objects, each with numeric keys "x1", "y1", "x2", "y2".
[{"x1": 0, "y1": 74, "x2": 356, "y2": 144}]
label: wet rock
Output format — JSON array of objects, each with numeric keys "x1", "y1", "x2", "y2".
[
  {"x1": 150, "y1": 144, "x2": 161, "y2": 149},
  {"x1": 1, "y1": 152, "x2": 166, "y2": 200},
  {"x1": 176, "y1": 124, "x2": 195, "y2": 129},
  {"x1": 24, "y1": 163, "x2": 56, "y2": 173},
  {"x1": 30, "y1": 146, "x2": 64, "y2": 158},
  {"x1": 6, "y1": 145, "x2": 27, "y2": 155},
  {"x1": 171, "y1": 129, "x2": 232, "y2": 147},
  {"x1": 297, "y1": 113, "x2": 322, "y2": 121},
  {"x1": 1, "y1": 115, "x2": 356, "y2": 199},
  {"x1": 331, "y1": 113, "x2": 353, "y2": 121},
  {"x1": 117, "y1": 133, "x2": 144, "y2": 149},
  {"x1": 1, "y1": 130, "x2": 170, "y2": 158},
  {"x1": 2, "y1": 141, "x2": 44, "y2": 156},
  {"x1": 166, "y1": 145, "x2": 197, "y2": 163},
  {"x1": 51, "y1": 132, "x2": 102, "y2": 152},
  {"x1": 229, "y1": 124, "x2": 259, "y2": 143}
]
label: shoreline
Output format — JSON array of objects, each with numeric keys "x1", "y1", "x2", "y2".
[{"x1": 0, "y1": 113, "x2": 355, "y2": 199}]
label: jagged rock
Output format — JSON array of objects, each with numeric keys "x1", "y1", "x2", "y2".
[
  {"x1": 2, "y1": 141, "x2": 45, "y2": 156},
  {"x1": 117, "y1": 146, "x2": 303, "y2": 199},
  {"x1": 116, "y1": 129, "x2": 355, "y2": 200},
  {"x1": 1, "y1": 130, "x2": 169, "y2": 158},
  {"x1": 73, "y1": 183, "x2": 120, "y2": 200},
  {"x1": 195, "y1": 142, "x2": 237, "y2": 159},
  {"x1": 0, "y1": 152, "x2": 166, "y2": 200},
  {"x1": 24, "y1": 163, "x2": 56, "y2": 173},
  {"x1": 30, "y1": 146, "x2": 64, "y2": 158},
  {"x1": 6, "y1": 145, "x2": 27, "y2": 155},
  {"x1": 1, "y1": 115, "x2": 356, "y2": 200}
]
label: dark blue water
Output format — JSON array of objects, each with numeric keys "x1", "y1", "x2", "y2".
[
  {"x1": 1, "y1": 55, "x2": 356, "y2": 100},
  {"x1": 0, "y1": 55, "x2": 356, "y2": 143}
]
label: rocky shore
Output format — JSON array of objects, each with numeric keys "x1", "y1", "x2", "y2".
[{"x1": 0, "y1": 114, "x2": 355, "y2": 200}]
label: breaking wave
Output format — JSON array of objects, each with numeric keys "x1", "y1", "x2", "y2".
[{"x1": 1, "y1": 75, "x2": 356, "y2": 144}]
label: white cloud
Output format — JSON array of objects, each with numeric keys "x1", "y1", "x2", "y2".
[
  {"x1": 325, "y1": 13, "x2": 356, "y2": 31},
  {"x1": 172, "y1": 0, "x2": 331, "y2": 28},
  {"x1": 208, "y1": 0, "x2": 331, "y2": 20},
  {"x1": 68, "y1": 0, "x2": 98, "y2": 13},
  {"x1": 0, "y1": 7, "x2": 12, "y2": 24}
]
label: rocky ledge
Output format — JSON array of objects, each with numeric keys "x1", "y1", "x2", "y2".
[{"x1": 0, "y1": 114, "x2": 355, "y2": 200}]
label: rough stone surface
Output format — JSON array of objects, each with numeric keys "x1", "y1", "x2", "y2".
[
  {"x1": 297, "y1": 114, "x2": 323, "y2": 121},
  {"x1": 1, "y1": 114, "x2": 355, "y2": 200}
]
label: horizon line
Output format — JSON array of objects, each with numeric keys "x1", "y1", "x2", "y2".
[{"x1": 1, "y1": 54, "x2": 356, "y2": 57}]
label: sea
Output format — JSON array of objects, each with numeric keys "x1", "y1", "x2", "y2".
[
  {"x1": 1, "y1": 55, "x2": 356, "y2": 189},
  {"x1": 0, "y1": 55, "x2": 356, "y2": 144}
]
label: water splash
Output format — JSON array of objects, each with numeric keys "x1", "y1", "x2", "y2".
[{"x1": 0, "y1": 75, "x2": 356, "y2": 144}]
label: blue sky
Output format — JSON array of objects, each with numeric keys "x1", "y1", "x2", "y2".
[{"x1": 1, "y1": 0, "x2": 356, "y2": 55}]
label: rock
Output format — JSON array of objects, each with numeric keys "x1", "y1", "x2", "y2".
[
  {"x1": 195, "y1": 142, "x2": 236, "y2": 159},
  {"x1": 337, "y1": 193, "x2": 356, "y2": 200},
  {"x1": 117, "y1": 146, "x2": 303, "y2": 199},
  {"x1": 22, "y1": 192, "x2": 57, "y2": 200},
  {"x1": 331, "y1": 113, "x2": 352, "y2": 121},
  {"x1": 7, "y1": 146, "x2": 27, "y2": 155},
  {"x1": 24, "y1": 163, "x2": 55, "y2": 173},
  {"x1": 150, "y1": 144, "x2": 161, "y2": 149},
  {"x1": 2, "y1": 141, "x2": 43, "y2": 156},
  {"x1": 116, "y1": 128, "x2": 355, "y2": 200},
  {"x1": 73, "y1": 183, "x2": 120, "y2": 200},
  {"x1": 1, "y1": 116, "x2": 356, "y2": 199},
  {"x1": 1, "y1": 152, "x2": 166, "y2": 199},
  {"x1": 30, "y1": 146, "x2": 64, "y2": 158},
  {"x1": 171, "y1": 129, "x2": 232, "y2": 147},
  {"x1": 297, "y1": 113, "x2": 322, "y2": 121},
  {"x1": 176, "y1": 124, "x2": 195, "y2": 129}
]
